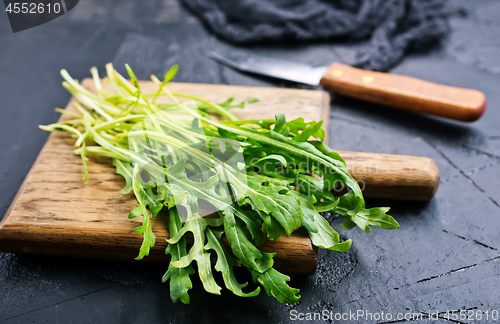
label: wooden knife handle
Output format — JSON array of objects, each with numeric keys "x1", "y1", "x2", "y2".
[
  {"x1": 338, "y1": 150, "x2": 440, "y2": 201},
  {"x1": 320, "y1": 63, "x2": 486, "y2": 122}
]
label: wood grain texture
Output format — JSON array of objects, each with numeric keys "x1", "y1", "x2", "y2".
[
  {"x1": 320, "y1": 63, "x2": 486, "y2": 122},
  {"x1": 0, "y1": 79, "x2": 439, "y2": 275},
  {"x1": 338, "y1": 151, "x2": 439, "y2": 201}
]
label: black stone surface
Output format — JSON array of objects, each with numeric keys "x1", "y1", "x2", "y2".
[{"x1": 0, "y1": 1, "x2": 499, "y2": 323}]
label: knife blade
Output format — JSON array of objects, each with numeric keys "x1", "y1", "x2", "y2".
[{"x1": 208, "y1": 51, "x2": 486, "y2": 122}]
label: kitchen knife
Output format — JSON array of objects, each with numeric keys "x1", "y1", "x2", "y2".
[{"x1": 208, "y1": 52, "x2": 486, "y2": 122}]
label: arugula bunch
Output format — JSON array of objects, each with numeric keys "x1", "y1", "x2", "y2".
[{"x1": 40, "y1": 63, "x2": 399, "y2": 304}]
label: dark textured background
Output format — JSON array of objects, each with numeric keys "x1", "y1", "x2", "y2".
[{"x1": 0, "y1": 1, "x2": 499, "y2": 323}]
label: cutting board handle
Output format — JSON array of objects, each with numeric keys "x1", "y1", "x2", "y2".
[
  {"x1": 339, "y1": 151, "x2": 440, "y2": 201},
  {"x1": 320, "y1": 63, "x2": 486, "y2": 122}
]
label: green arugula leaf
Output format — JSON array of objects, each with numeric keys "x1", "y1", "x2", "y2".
[
  {"x1": 335, "y1": 191, "x2": 399, "y2": 232},
  {"x1": 167, "y1": 214, "x2": 223, "y2": 295},
  {"x1": 234, "y1": 207, "x2": 266, "y2": 246},
  {"x1": 292, "y1": 119, "x2": 324, "y2": 142},
  {"x1": 205, "y1": 228, "x2": 260, "y2": 297},
  {"x1": 128, "y1": 204, "x2": 156, "y2": 260},
  {"x1": 222, "y1": 212, "x2": 274, "y2": 273},
  {"x1": 292, "y1": 192, "x2": 351, "y2": 251},
  {"x1": 113, "y1": 159, "x2": 134, "y2": 194},
  {"x1": 235, "y1": 173, "x2": 303, "y2": 238},
  {"x1": 163, "y1": 208, "x2": 195, "y2": 304},
  {"x1": 249, "y1": 267, "x2": 300, "y2": 304}
]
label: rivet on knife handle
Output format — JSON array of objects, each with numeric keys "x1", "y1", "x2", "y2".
[{"x1": 320, "y1": 63, "x2": 487, "y2": 122}]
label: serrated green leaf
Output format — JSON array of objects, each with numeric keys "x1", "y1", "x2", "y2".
[
  {"x1": 113, "y1": 159, "x2": 133, "y2": 194},
  {"x1": 222, "y1": 214, "x2": 274, "y2": 273},
  {"x1": 292, "y1": 119, "x2": 324, "y2": 142},
  {"x1": 128, "y1": 204, "x2": 156, "y2": 260},
  {"x1": 231, "y1": 207, "x2": 265, "y2": 246},
  {"x1": 335, "y1": 191, "x2": 399, "y2": 232},
  {"x1": 235, "y1": 173, "x2": 303, "y2": 237},
  {"x1": 249, "y1": 267, "x2": 300, "y2": 304},
  {"x1": 292, "y1": 192, "x2": 351, "y2": 251},
  {"x1": 167, "y1": 213, "x2": 222, "y2": 295},
  {"x1": 163, "y1": 208, "x2": 195, "y2": 304},
  {"x1": 205, "y1": 228, "x2": 260, "y2": 297}
]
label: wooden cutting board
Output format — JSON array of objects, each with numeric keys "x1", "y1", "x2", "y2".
[{"x1": 0, "y1": 79, "x2": 332, "y2": 275}]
